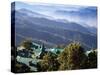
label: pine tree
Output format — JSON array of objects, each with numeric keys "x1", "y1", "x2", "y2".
[
  {"x1": 37, "y1": 52, "x2": 59, "y2": 71},
  {"x1": 58, "y1": 42, "x2": 87, "y2": 70},
  {"x1": 88, "y1": 49, "x2": 97, "y2": 68}
]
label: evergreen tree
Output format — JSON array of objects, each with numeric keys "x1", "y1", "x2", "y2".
[
  {"x1": 20, "y1": 39, "x2": 33, "y2": 50},
  {"x1": 58, "y1": 42, "x2": 87, "y2": 70},
  {"x1": 88, "y1": 49, "x2": 97, "y2": 68},
  {"x1": 39, "y1": 44, "x2": 47, "y2": 59},
  {"x1": 37, "y1": 52, "x2": 60, "y2": 71}
]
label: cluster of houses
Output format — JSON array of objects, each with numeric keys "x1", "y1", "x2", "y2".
[
  {"x1": 16, "y1": 42, "x2": 63, "y2": 71},
  {"x1": 17, "y1": 42, "x2": 44, "y2": 58},
  {"x1": 16, "y1": 41, "x2": 96, "y2": 72},
  {"x1": 17, "y1": 42, "x2": 63, "y2": 58}
]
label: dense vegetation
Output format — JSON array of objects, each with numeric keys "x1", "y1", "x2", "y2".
[
  {"x1": 37, "y1": 42, "x2": 97, "y2": 71},
  {"x1": 12, "y1": 40, "x2": 97, "y2": 72}
]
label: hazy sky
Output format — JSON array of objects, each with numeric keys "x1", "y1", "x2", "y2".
[{"x1": 14, "y1": 1, "x2": 97, "y2": 28}]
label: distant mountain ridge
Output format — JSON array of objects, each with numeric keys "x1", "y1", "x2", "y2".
[
  {"x1": 11, "y1": 2, "x2": 97, "y2": 50},
  {"x1": 15, "y1": 8, "x2": 94, "y2": 34},
  {"x1": 14, "y1": 1, "x2": 97, "y2": 28}
]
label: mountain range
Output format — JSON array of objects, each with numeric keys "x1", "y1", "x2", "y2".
[{"x1": 11, "y1": 2, "x2": 97, "y2": 50}]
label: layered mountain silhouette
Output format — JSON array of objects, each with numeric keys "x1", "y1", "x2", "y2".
[{"x1": 11, "y1": 2, "x2": 97, "y2": 50}]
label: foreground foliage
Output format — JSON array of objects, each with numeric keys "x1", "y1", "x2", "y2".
[{"x1": 14, "y1": 40, "x2": 97, "y2": 72}]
